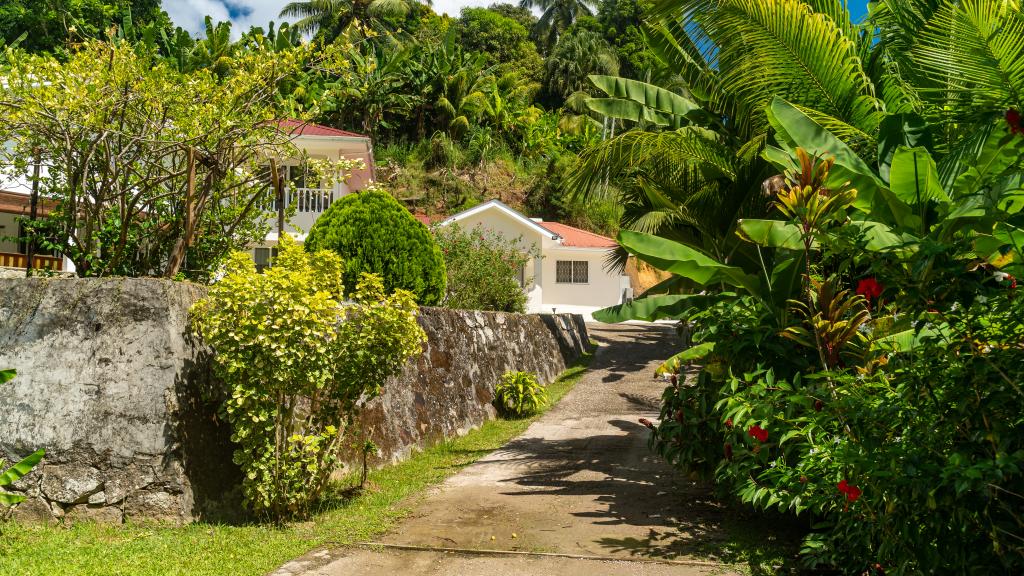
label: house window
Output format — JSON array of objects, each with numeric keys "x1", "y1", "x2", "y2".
[
  {"x1": 254, "y1": 247, "x2": 278, "y2": 272},
  {"x1": 555, "y1": 260, "x2": 589, "y2": 284}
]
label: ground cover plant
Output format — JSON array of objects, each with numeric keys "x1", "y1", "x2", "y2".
[
  {"x1": 0, "y1": 357, "x2": 593, "y2": 576},
  {"x1": 493, "y1": 371, "x2": 549, "y2": 417}
]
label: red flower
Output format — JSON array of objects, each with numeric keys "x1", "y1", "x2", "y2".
[
  {"x1": 747, "y1": 425, "x2": 768, "y2": 443},
  {"x1": 837, "y1": 479, "x2": 862, "y2": 503},
  {"x1": 724, "y1": 442, "x2": 733, "y2": 460},
  {"x1": 814, "y1": 399, "x2": 824, "y2": 412},
  {"x1": 856, "y1": 277, "x2": 884, "y2": 301},
  {"x1": 725, "y1": 418, "x2": 733, "y2": 428},
  {"x1": 638, "y1": 417, "x2": 655, "y2": 430},
  {"x1": 1007, "y1": 109, "x2": 1023, "y2": 134}
]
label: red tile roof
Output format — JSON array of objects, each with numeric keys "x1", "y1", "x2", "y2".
[
  {"x1": 539, "y1": 221, "x2": 618, "y2": 248},
  {"x1": 413, "y1": 213, "x2": 438, "y2": 226},
  {"x1": 278, "y1": 119, "x2": 369, "y2": 139}
]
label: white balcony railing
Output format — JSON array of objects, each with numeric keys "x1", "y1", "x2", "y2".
[{"x1": 270, "y1": 187, "x2": 336, "y2": 214}]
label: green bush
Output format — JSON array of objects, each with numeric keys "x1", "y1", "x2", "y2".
[
  {"x1": 192, "y1": 237, "x2": 426, "y2": 520},
  {"x1": 434, "y1": 223, "x2": 538, "y2": 312},
  {"x1": 494, "y1": 371, "x2": 548, "y2": 417},
  {"x1": 305, "y1": 188, "x2": 447, "y2": 305}
]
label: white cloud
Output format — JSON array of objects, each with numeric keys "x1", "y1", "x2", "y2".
[{"x1": 164, "y1": 0, "x2": 502, "y2": 36}]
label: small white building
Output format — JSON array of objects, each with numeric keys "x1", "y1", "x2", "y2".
[{"x1": 439, "y1": 200, "x2": 632, "y2": 322}]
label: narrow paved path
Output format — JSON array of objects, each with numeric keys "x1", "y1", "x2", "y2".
[{"x1": 273, "y1": 324, "x2": 744, "y2": 576}]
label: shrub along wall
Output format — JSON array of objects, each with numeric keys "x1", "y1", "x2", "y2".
[{"x1": 0, "y1": 277, "x2": 589, "y2": 524}]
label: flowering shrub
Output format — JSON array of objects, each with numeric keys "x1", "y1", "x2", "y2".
[
  {"x1": 601, "y1": 102, "x2": 1024, "y2": 572},
  {"x1": 433, "y1": 223, "x2": 540, "y2": 312},
  {"x1": 191, "y1": 236, "x2": 426, "y2": 521}
]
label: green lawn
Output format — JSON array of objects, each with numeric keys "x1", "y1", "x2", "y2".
[{"x1": 0, "y1": 357, "x2": 592, "y2": 576}]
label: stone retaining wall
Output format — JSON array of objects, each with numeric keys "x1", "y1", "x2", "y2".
[{"x1": 0, "y1": 277, "x2": 589, "y2": 524}]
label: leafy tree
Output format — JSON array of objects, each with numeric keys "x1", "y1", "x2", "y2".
[
  {"x1": 0, "y1": 0, "x2": 168, "y2": 54},
  {"x1": 433, "y1": 223, "x2": 539, "y2": 312},
  {"x1": 456, "y1": 8, "x2": 542, "y2": 79},
  {"x1": 0, "y1": 39, "x2": 313, "y2": 279},
  {"x1": 487, "y1": 3, "x2": 537, "y2": 30},
  {"x1": 192, "y1": 237, "x2": 425, "y2": 520},
  {"x1": 305, "y1": 187, "x2": 447, "y2": 305}
]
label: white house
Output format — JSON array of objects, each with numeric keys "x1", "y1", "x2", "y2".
[
  {"x1": 438, "y1": 200, "x2": 632, "y2": 322},
  {"x1": 252, "y1": 120, "x2": 376, "y2": 269}
]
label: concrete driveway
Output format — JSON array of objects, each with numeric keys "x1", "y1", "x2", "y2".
[{"x1": 272, "y1": 324, "x2": 748, "y2": 576}]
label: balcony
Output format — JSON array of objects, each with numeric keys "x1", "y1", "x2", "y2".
[
  {"x1": 271, "y1": 188, "x2": 336, "y2": 214},
  {"x1": 0, "y1": 251, "x2": 63, "y2": 271}
]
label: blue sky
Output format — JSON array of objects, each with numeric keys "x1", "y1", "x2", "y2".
[{"x1": 165, "y1": 0, "x2": 873, "y2": 38}]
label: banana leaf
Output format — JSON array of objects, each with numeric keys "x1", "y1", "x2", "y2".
[
  {"x1": 766, "y1": 97, "x2": 917, "y2": 229},
  {"x1": 589, "y1": 75, "x2": 701, "y2": 120},
  {"x1": 593, "y1": 292, "x2": 736, "y2": 323},
  {"x1": 736, "y1": 219, "x2": 807, "y2": 250},
  {"x1": 0, "y1": 448, "x2": 45, "y2": 506},
  {"x1": 889, "y1": 146, "x2": 949, "y2": 206},
  {"x1": 617, "y1": 230, "x2": 762, "y2": 294},
  {"x1": 655, "y1": 342, "x2": 716, "y2": 375}
]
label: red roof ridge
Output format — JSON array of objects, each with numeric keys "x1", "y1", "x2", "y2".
[
  {"x1": 277, "y1": 119, "x2": 369, "y2": 139},
  {"x1": 538, "y1": 221, "x2": 617, "y2": 248}
]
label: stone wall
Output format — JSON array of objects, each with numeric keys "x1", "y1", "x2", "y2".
[{"x1": 0, "y1": 277, "x2": 588, "y2": 524}]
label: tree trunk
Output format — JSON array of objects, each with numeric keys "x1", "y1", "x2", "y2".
[{"x1": 163, "y1": 148, "x2": 197, "y2": 278}]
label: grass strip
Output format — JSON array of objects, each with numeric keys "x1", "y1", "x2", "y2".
[{"x1": 0, "y1": 354, "x2": 593, "y2": 576}]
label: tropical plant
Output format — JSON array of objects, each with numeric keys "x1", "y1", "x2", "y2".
[
  {"x1": 434, "y1": 223, "x2": 540, "y2": 312},
  {"x1": 543, "y1": 28, "x2": 620, "y2": 102},
  {"x1": 305, "y1": 187, "x2": 447, "y2": 305},
  {"x1": 494, "y1": 371, "x2": 548, "y2": 417},
  {"x1": 191, "y1": 236, "x2": 425, "y2": 520},
  {"x1": 279, "y1": 0, "x2": 432, "y2": 38},
  {"x1": 519, "y1": 0, "x2": 596, "y2": 52},
  {"x1": 595, "y1": 78, "x2": 1024, "y2": 570},
  {"x1": 0, "y1": 369, "x2": 45, "y2": 508}
]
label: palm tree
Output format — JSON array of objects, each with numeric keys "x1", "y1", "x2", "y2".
[
  {"x1": 279, "y1": 0, "x2": 431, "y2": 39},
  {"x1": 519, "y1": 0, "x2": 596, "y2": 52},
  {"x1": 543, "y1": 29, "x2": 619, "y2": 101},
  {"x1": 569, "y1": 0, "x2": 1024, "y2": 270}
]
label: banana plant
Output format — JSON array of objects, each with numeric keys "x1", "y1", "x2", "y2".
[{"x1": 0, "y1": 369, "x2": 44, "y2": 507}]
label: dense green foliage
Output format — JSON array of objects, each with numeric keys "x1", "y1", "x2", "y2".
[
  {"x1": 305, "y1": 188, "x2": 447, "y2": 305},
  {"x1": 433, "y1": 223, "x2": 539, "y2": 312},
  {"x1": 493, "y1": 371, "x2": 549, "y2": 417},
  {"x1": 588, "y1": 1, "x2": 1024, "y2": 572},
  {"x1": 192, "y1": 237, "x2": 425, "y2": 520},
  {"x1": 0, "y1": 0, "x2": 167, "y2": 54}
]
